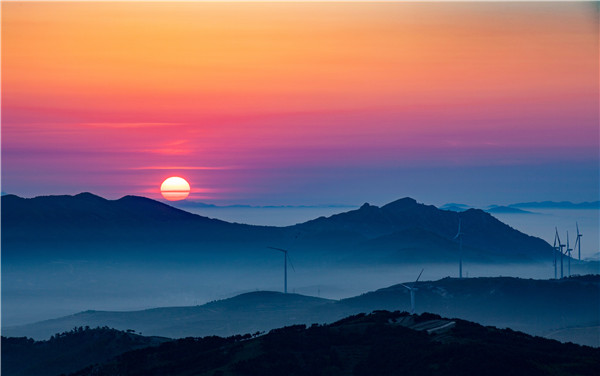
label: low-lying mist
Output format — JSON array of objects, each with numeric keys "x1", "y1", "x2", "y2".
[{"x1": 3, "y1": 255, "x2": 583, "y2": 327}]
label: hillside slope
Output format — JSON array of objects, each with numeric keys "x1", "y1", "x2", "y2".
[
  {"x1": 69, "y1": 311, "x2": 600, "y2": 376},
  {"x1": 5, "y1": 276, "x2": 598, "y2": 346},
  {"x1": 1, "y1": 327, "x2": 168, "y2": 376}
]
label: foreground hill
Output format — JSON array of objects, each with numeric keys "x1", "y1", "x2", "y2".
[
  {"x1": 68, "y1": 311, "x2": 600, "y2": 376},
  {"x1": 2, "y1": 193, "x2": 559, "y2": 263},
  {"x1": 6, "y1": 276, "x2": 598, "y2": 347},
  {"x1": 1, "y1": 327, "x2": 168, "y2": 376}
]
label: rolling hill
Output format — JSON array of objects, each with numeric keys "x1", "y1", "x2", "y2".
[
  {"x1": 5, "y1": 276, "x2": 598, "y2": 347},
  {"x1": 8, "y1": 311, "x2": 597, "y2": 376},
  {"x1": 1, "y1": 327, "x2": 168, "y2": 376}
]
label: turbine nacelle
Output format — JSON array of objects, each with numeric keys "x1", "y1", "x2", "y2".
[{"x1": 400, "y1": 269, "x2": 424, "y2": 314}]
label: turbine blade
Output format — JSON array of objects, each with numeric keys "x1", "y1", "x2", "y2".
[
  {"x1": 415, "y1": 268, "x2": 424, "y2": 283},
  {"x1": 576, "y1": 222, "x2": 579, "y2": 235},
  {"x1": 399, "y1": 284, "x2": 412, "y2": 291},
  {"x1": 454, "y1": 218, "x2": 461, "y2": 239},
  {"x1": 267, "y1": 246, "x2": 287, "y2": 253},
  {"x1": 286, "y1": 253, "x2": 296, "y2": 272}
]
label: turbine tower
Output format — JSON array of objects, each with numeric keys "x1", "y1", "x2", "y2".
[
  {"x1": 575, "y1": 222, "x2": 583, "y2": 261},
  {"x1": 453, "y1": 218, "x2": 464, "y2": 279},
  {"x1": 555, "y1": 229, "x2": 565, "y2": 279},
  {"x1": 267, "y1": 246, "x2": 295, "y2": 293},
  {"x1": 553, "y1": 230, "x2": 558, "y2": 279},
  {"x1": 566, "y1": 231, "x2": 573, "y2": 278},
  {"x1": 400, "y1": 269, "x2": 424, "y2": 314}
]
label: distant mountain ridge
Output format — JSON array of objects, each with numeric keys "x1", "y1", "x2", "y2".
[
  {"x1": 486, "y1": 205, "x2": 534, "y2": 214},
  {"x1": 440, "y1": 200, "x2": 600, "y2": 212},
  {"x1": 510, "y1": 200, "x2": 600, "y2": 209},
  {"x1": 2, "y1": 193, "x2": 557, "y2": 263}
]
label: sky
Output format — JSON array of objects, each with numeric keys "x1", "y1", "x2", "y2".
[{"x1": 2, "y1": 2, "x2": 599, "y2": 207}]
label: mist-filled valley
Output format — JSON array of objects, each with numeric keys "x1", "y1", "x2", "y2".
[
  {"x1": 2, "y1": 193, "x2": 598, "y2": 344},
  {"x1": 4, "y1": 258, "x2": 581, "y2": 327}
]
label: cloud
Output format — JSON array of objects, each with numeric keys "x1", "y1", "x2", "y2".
[
  {"x1": 81, "y1": 122, "x2": 181, "y2": 128},
  {"x1": 127, "y1": 166, "x2": 235, "y2": 170}
]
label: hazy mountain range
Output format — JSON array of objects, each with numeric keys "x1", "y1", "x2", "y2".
[
  {"x1": 2, "y1": 193, "x2": 561, "y2": 264},
  {"x1": 441, "y1": 201, "x2": 600, "y2": 213},
  {"x1": 5, "y1": 275, "x2": 598, "y2": 347},
  {"x1": 3, "y1": 311, "x2": 599, "y2": 376}
]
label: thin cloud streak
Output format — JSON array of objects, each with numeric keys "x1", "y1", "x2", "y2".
[
  {"x1": 128, "y1": 166, "x2": 237, "y2": 170},
  {"x1": 80, "y1": 122, "x2": 183, "y2": 128}
]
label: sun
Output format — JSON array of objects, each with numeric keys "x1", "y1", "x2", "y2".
[{"x1": 160, "y1": 177, "x2": 191, "y2": 201}]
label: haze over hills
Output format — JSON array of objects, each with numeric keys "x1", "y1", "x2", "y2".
[
  {"x1": 485, "y1": 205, "x2": 535, "y2": 214},
  {"x1": 440, "y1": 200, "x2": 600, "y2": 212},
  {"x1": 6, "y1": 276, "x2": 598, "y2": 347},
  {"x1": 2, "y1": 193, "x2": 560, "y2": 263}
]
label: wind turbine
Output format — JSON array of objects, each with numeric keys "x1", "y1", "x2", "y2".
[
  {"x1": 575, "y1": 222, "x2": 583, "y2": 261},
  {"x1": 453, "y1": 218, "x2": 464, "y2": 279},
  {"x1": 566, "y1": 232, "x2": 573, "y2": 277},
  {"x1": 555, "y1": 228, "x2": 565, "y2": 279},
  {"x1": 553, "y1": 230, "x2": 558, "y2": 279},
  {"x1": 400, "y1": 269, "x2": 424, "y2": 314},
  {"x1": 267, "y1": 247, "x2": 295, "y2": 294}
]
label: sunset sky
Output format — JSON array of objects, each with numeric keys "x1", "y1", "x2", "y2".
[{"x1": 2, "y1": 2, "x2": 598, "y2": 206}]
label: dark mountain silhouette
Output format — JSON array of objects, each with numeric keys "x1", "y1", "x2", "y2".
[
  {"x1": 1, "y1": 326, "x2": 168, "y2": 376},
  {"x1": 292, "y1": 198, "x2": 553, "y2": 261},
  {"x1": 6, "y1": 276, "x2": 598, "y2": 347},
  {"x1": 2, "y1": 193, "x2": 557, "y2": 263},
  {"x1": 59, "y1": 311, "x2": 599, "y2": 376},
  {"x1": 1, "y1": 193, "x2": 274, "y2": 241}
]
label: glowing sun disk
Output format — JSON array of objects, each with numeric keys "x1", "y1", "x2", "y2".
[{"x1": 161, "y1": 176, "x2": 190, "y2": 201}]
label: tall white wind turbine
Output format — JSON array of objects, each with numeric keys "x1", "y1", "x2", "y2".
[
  {"x1": 575, "y1": 222, "x2": 583, "y2": 261},
  {"x1": 453, "y1": 218, "x2": 464, "y2": 279},
  {"x1": 553, "y1": 229, "x2": 558, "y2": 279},
  {"x1": 566, "y1": 231, "x2": 573, "y2": 277},
  {"x1": 400, "y1": 269, "x2": 424, "y2": 314},
  {"x1": 267, "y1": 246, "x2": 295, "y2": 294},
  {"x1": 555, "y1": 229, "x2": 565, "y2": 279}
]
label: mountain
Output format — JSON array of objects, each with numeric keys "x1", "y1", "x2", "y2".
[
  {"x1": 1, "y1": 327, "x2": 168, "y2": 376},
  {"x1": 65, "y1": 311, "x2": 600, "y2": 376},
  {"x1": 509, "y1": 201, "x2": 600, "y2": 209},
  {"x1": 1, "y1": 193, "x2": 291, "y2": 261},
  {"x1": 2, "y1": 193, "x2": 557, "y2": 263},
  {"x1": 439, "y1": 203, "x2": 471, "y2": 212},
  {"x1": 6, "y1": 276, "x2": 598, "y2": 347},
  {"x1": 292, "y1": 198, "x2": 554, "y2": 262},
  {"x1": 485, "y1": 205, "x2": 535, "y2": 214}
]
